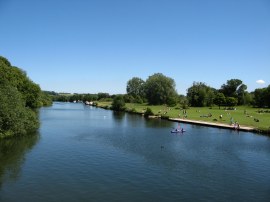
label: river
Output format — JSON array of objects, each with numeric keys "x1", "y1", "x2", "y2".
[{"x1": 0, "y1": 102, "x2": 270, "y2": 202}]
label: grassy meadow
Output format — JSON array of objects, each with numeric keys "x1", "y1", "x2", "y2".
[{"x1": 96, "y1": 101, "x2": 270, "y2": 131}]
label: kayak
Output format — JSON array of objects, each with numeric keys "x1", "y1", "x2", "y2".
[{"x1": 171, "y1": 129, "x2": 186, "y2": 133}]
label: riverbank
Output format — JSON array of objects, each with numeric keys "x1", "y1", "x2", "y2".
[
  {"x1": 169, "y1": 118, "x2": 256, "y2": 132},
  {"x1": 95, "y1": 102, "x2": 270, "y2": 135}
]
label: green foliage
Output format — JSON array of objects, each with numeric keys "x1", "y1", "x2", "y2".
[
  {"x1": 236, "y1": 84, "x2": 247, "y2": 105},
  {"x1": 0, "y1": 56, "x2": 11, "y2": 66},
  {"x1": 253, "y1": 86, "x2": 270, "y2": 107},
  {"x1": 52, "y1": 93, "x2": 99, "y2": 102},
  {"x1": 226, "y1": 97, "x2": 238, "y2": 107},
  {"x1": 180, "y1": 96, "x2": 189, "y2": 109},
  {"x1": 40, "y1": 91, "x2": 53, "y2": 106},
  {"x1": 214, "y1": 92, "x2": 226, "y2": 109},
  {"x1": 144, "y1": 107, "x2": 154, "y2": 117},
  {"x1": 83, "y1": 94, "x2": 98, "y2": 102},
  {"x1": 97, "y1": 101, "x2": 270, "y2": 131},
  {"x1": 0, "y1": 61, "x2": 43, "y2": 109},
  {"x1": 99, "y1": 97, "x2": 113, "y2": 102},
  {"x1": 124, "y1": 94, "x2": 144, "y2": 104},
  {"x1": 111, "y1": 95, "x2": 125, "y2": 111},
  {"x1": 187, "y1": 82, "x2": 215, "y2": 107},
  {"x1": 126, "y1": 77, "x2": 146, "y2": 103},
  {"x1": 126, "y1": 77, "x2": 145, "y2": 98},
  {"x1": 243, "y1": 92, "x2": 253, "y2": 106},
  {"x1": 144, "y1": 73, "x2": 178, "y2": 105},
  {"x1": 220, "y1": 79, "x2": 248, "y2": 105},
  {"x1": 0, "y1": 83, "x2": 39, "y2": 138},
  {"x1": 220, "y1": 79, "x2": 243, "y2": 97},
  {"x1": 0, "y1": 56, "x2": 46, "y2": 138},
  {"x1": 97, "y1": 93, "x2": 110, "y2": 100},
  {"x1": 53, "y1": 95, "x2": 69, "y2": 102}
]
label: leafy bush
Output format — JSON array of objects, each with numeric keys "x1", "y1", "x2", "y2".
[
  {"x1": 144, "y1": 108, "x2": 154, "y2": 117},
  {"x1": 111, "y1": 95, "x2": 125, "y2": 111}
]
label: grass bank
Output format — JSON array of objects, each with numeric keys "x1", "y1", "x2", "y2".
[{"x1": 96, "y1": 102, "x2": 270, "y2": 134}]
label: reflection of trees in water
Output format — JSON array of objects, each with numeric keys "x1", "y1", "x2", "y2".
[
  {"x1": 124, "y1": 112, "x2": 175, "y2": 129},
  {"x1": 144, "y1": 118, "x2": 174, "y2": 128},
  {"x1": 0, "y1": 133, "x2": 39, "y2": 188},
  {"x1": 112, "y1": 111, "x2": 125, "y2": 122}
]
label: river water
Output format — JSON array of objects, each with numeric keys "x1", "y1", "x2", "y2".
[{"x1": 0, "y1": 102, "x2": 270, "y2": 202}]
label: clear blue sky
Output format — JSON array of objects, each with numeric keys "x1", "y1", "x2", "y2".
[{"x1": 0, "y1": 0, "x2": 269, "y2": 94}]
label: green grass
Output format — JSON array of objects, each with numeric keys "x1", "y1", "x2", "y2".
[{"x1": 97, "y1": 102, "x2": 270, "y2": 131}]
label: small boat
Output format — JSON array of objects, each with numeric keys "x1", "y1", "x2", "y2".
[{"x1": 171, "y1": 129, "x2": 186, "y2": 133}]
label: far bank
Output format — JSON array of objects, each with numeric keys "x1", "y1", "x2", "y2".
[{"x1": 94, "y1": 101, "x2": 270, "y2": 135}]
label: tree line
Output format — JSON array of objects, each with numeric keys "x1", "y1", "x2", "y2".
[
  {"x1": 123, "y1": 73, "x2": 270, "y2": 109},
  {"x1": 48, "y1": 92, "x2": 114, "y2": 103},
  {"x1": 0, "y1": 56, "x2": 52, "y2": 138},
  {"x1": 52, "y1": 73, "x2": 269, "y2": 110}
]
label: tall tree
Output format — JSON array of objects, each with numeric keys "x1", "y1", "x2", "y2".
[
  {"x1": 126, "y1": 77, "x2": 145, "y2": 102},
  {"x1": 126, "y1": 77, "x2": 145, "y2": 103},
  {"x1": 144, "y1": 73, "x2": 178, "y2": 105},
  {"x1": 187, "y1": 82, "x2": 215, "y2": 107},
  {"x1": 226, "y1": 97, "x2": 238, "y2": 107},
  {"x1": 220, "y1": 79, "x2": 243, "y2": 97},
  {"x1": 266, "y1": 85, "x2": 270, "y2": 107},
  {"x1": 214, "y1": 92, "x2": 226, "y2": 109},
  {"x1": 253, "y1": 85, "x2": 270, "y2": 107},
  {"x1": 236, "y1": 83, "x2": 247, "y2": 105}
]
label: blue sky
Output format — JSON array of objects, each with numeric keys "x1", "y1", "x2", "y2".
[{"x1": 0, "y1": 0, "x2": 269, "y2": 94}]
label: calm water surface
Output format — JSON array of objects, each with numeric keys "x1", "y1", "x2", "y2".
[{"x1": 0, "y1": 102, "x2": 270, "y2": 201}]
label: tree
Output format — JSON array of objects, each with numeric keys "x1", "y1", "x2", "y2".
[
  {"x1": 97, "y1": 93, "x2": 110, "y2": 100},
  {"x1": 111, "y1": 95, "x2": 125, "y2": 111},
  {"x1": 226, "y1": 97, "x2": 238, "y2": 107},
  {"x1": 83, "y1": 94, "x2": 98, "y2": 102},
  {"x1": 243, "y1": 92, "x2": 253, "y2": 106},
  {"x1": 0, "y1": 81, "x2": 39, "y2": 138},
  {"x1": 144, "y1": 73, "x2": 178, "y2": 105},
  {"x1": 214, "y1": 92, "x2": 226, "y2": 109},
  {"x1": 186, "y1": 82, "x2": 215, "y2": 107},
  {"x1": 69, "y1": 94, "x2": 83, "y2": 102},
  {"x1": 236, "y1": 84, "x2": 247, "y2": 105},
  {"x1": 220, "y1": 79, "x2": 248, "y2": 105},
  {"x1": 40, "y1": 91, "x2": 53, "y2": 106},
  {"x1": 220, "y1": 79, "x2": 243, "y2": 97},
  {"x1": 0, "y1": 56, "x2": 48, "y2": 138},
  {"x1": 253, "y1": 85, "x2": 270, "y2": 107},
  {"x1": 0, "y1": 56, "x2": 11, "y2": 66},
  {"x1": 178, "y1": 95, "x2": 189, "y2": 109},
  {"x1": 266, "y1": 85, "x2": 270, "y2": 107},
  {"x1": 0, "y1": 63, "x2": 43, "y2": 109},
  {"x1": 126, "y1": 77, "x2": 145, "y2": 102}
]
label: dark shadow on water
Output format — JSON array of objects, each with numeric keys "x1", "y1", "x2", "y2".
[
  {"x1": 0, "y1": 133, "x2": 40, "y2": 188},
  {"x1": 112, "y1": 111, "x2": 125, "y2": 122},
  {"x1": 144, "y1": 118, "x2": 175, "y2": 128}
]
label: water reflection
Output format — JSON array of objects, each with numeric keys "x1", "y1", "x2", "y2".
[
  {"x1": 1, "y1": 103, "x2": 270, "y2": 202},
  {"x1": 112, "y1": 111, "x2": 125, "y2": 121},
  {"x1": 144, "y1": 117, "x2": 175, "y2": 128},
  {"x1": 0, "y1": 133, "x2": 39, "y2": 188}
]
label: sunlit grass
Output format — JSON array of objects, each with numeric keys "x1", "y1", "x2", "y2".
[{"x1": 97, "y1": 102, "x2": 270, "y2": 130}]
